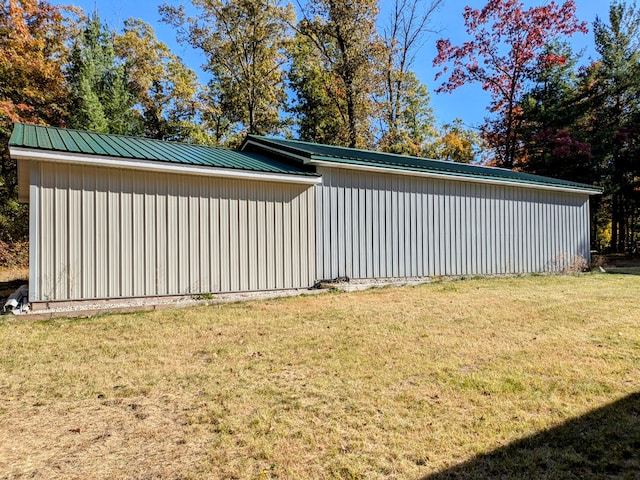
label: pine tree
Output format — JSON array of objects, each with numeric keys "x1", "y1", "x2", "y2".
[
  {"x1": 67, "y1": 13, "x2": 138, "y2": 135},
  {"x1": 588, "y1": 1, "x2": 640, "y2": 251},
  {"x1": 519, "y1": 42, "x2": 595, "y2": 183}
]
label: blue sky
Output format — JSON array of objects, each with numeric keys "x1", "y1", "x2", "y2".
[{"x1": 51, "y1": 0, "x2": 612, "y2": 130}]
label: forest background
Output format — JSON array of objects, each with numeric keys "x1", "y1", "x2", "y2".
[{"x1": 1, "y1": 0, "x2": 638, "y2": 268}]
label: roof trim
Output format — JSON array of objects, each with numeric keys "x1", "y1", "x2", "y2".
[
  {"x1": 309, "y1": 159, "x2": 601, "y2": 195},
  {"x1": 10, "y1": 123, "x2": 322, "y2": 179},
  {"x1": 241, "y1": 139, "x2": 312, "y2": 164},
  {"x1": 9, "y1": 147, "x2": 322, "y2": 185},
  {"x1": 245, "y1": 135, "x2": 602, "y2": 195}
]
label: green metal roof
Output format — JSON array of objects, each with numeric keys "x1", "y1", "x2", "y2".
[
  {"x1": 10, "y1": 123, "x2": 319, "y2": 178},
  {"x1": 243, "y1": 135, "x2": 601, "y2": 193}
]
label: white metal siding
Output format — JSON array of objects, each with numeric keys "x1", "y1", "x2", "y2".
[
  {"x1": 30, "y1": 162, "x2": 316, "y2": 302},
  {"x1": 315, "y1": 167, "x2": 591, "y2": 280}
]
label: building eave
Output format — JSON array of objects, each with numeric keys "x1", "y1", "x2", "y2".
[
  {"x1": 244, "y1": 135, "x2": 602, "y2": 195},
  {"x1": 9, "y1": 147, "x2": 322, "y2": 185},
  {"x1": 308, "y1": 159, "x2": 602, "y2": 195}
]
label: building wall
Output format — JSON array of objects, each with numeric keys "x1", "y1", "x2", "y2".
[
  {"x1": 315, "y1": 166, "x2": 591, "y2": 280},
  {"x1": 29, "y1": 161, "x2": 316, "y2": 302}
]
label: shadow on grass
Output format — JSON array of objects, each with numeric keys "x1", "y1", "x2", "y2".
[
  {"x1": 605, "y1": 267, "x2": 640, "y2": 276},
  {"x1": 420, "y1": 392, "x2": 640, "y2": 480},
  {"x1": 0, "y1": 278, "x2": 28, "y2": 313}
]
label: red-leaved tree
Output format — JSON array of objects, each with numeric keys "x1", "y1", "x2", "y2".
[{"x1": 433, "y1": 0, "x2": 587, "y2": 168}]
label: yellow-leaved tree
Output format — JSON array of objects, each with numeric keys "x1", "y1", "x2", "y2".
[{"x1": 0, "y1": 0, "x2": 76, "y2": 255}]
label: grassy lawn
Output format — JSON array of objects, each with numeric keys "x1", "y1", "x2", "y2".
[{"x1": 0, "y1": 273, "x2": 639, "y2": 479}]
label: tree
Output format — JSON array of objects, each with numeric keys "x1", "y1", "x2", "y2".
[
  {"x1": 518, "y1": 42, "x2": 596, "y2": 183},
  {"x1": 67, "y1": 13, "x2": 139, "y2": 135},
  {"x1": 0, "y1": 0, "x2": 74, "y2": 169},
  {"x1": 378, "y1": 71, "x2": 438, "y2": 156},
  {"x1": 114, "y1": 18, "x2": 208, "y2": 142},
  {"x1": 378, "y1": 0, "x2": 442, "y2": 153},
  {"x1": 294, "y1": 0, "x2": 383, "y2": 148},
  {"x1": 587, "y1": 1, "x2": 640, "y2": 251},
  {"x1": 516, "y1": 3, "x2": 640, "y2": 252},
  {"x1": 433, "y1": 0, "x2": 587, "y2": 168},
  {"x1": 288, "y1": 31, "x2": 350, "y2": 145},
  {"x1": 0, "y1": 0, "x2": 75, "y2": 248},
  {"x1": 424, "y1": 119, "x2": 483, "y2": 163},
  {"x1": 160, "y1": 0, "x2": 294, "y2": 140}
]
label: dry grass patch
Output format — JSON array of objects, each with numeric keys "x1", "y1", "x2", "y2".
[
  {"x1": 1, "y1": 274, "x2": 639, "y2": 479},
  {"x1": 0, "y1": 267, "x2": 28, "y2": 284}
]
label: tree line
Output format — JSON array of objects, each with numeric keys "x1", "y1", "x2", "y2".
[
  {"x1": 0, "y1": 0, "x2": 638, "y2": 258},
  {"x1": 433, "y1": 0, "x2": 640, "y2": 252}
]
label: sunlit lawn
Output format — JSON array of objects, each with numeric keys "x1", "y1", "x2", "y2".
[{"x1": 0, "y1": 273, "x2": 638, "y2": 479}]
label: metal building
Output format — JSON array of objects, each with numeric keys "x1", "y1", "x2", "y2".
[
  {"x1": 10, "y1": 124, "x2": 601, "y2": 306},
  {"x1": 10, "y1": 124, "x2": 319, "y2": 304},
  {"x1": 242, "y1": 136, "x2": 601, "y2": 280}
]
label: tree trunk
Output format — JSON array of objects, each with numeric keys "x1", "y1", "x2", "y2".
[
  {"x1": 620, "y1": 197, "x2": 627, "y2": 252},
  {"x1": 345, "y1": 76, "x2": 358, "y2": 148},
  {"x1": 248, "y1": 99, "x2": 256, "y2": 135},
  {"x1": 611, "y1": 193, "x2": 620, "y2": 252}
]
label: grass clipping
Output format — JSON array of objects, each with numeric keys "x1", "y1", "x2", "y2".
[{"x1": 1, "y1": 274, "x2": 639, "y2": 479}]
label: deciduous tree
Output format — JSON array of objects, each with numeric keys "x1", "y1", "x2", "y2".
[
  {"x1": 424, "y1": 119, "x2": 482, "y2": 163},
  {"x1": 294, "y1": 0, "x2": 383, "y2": 148},
  {"x1": 288, "y1": 31, "x2": 350, "y2": 145},
  {"x1": 0, "y1": 0, "x2": 75, "y2": 246},
  {"x1": 0, "y1": 0, "x2": 74, "y2": 167},
  {"x1": 160, "y1": 0, "x2": 294, "y2": 140},
  {"x1": 433, "y1": 0, "x2": 587, "y2": 168},
  {"x1": 377, "y1": 71, "x2": 438, "y2": 156},
  {"x1": 115, "y1": 18, "x2": 208, "y2": 142},
  {"x1": 378, "y1": 0, "x2": 442, "y2": 153}
]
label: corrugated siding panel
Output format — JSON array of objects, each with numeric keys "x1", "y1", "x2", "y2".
[
  {"x1": 28, "y1": 163, "x2": 40, "y2": 302},
  {"x1": 315, "y1": 167, "x2": 592, "y2": 280},
  {"x1": 306, "y1": 187, "x2": 316, "y2": 286},
  {"x1": 32, "y1": 162, "x2": 316, "y2": 301}
]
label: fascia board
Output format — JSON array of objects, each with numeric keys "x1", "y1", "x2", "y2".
[
  {"x1": 10, "y1": 147, "x2": 322, "y2": 185},
  {"x1": 309, "y1": 159, "x2": 601, "y2": 195}
]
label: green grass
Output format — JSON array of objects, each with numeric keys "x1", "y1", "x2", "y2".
[{"x1": 0, "y1": 273, "x2": 639, "y2": 479}]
